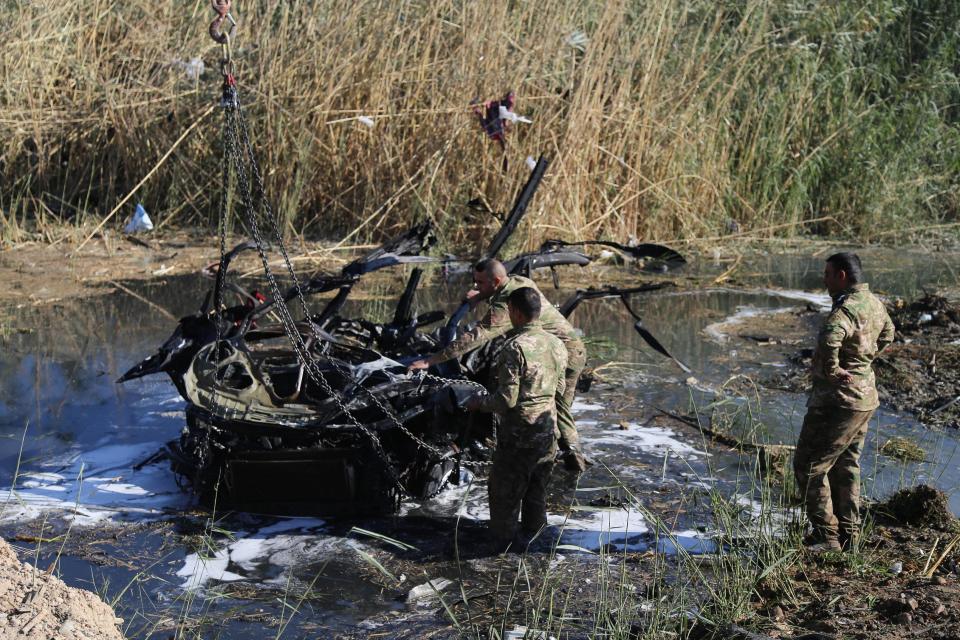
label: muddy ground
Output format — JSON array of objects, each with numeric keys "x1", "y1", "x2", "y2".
[
  {"x1": 716, "y1": 290, "x2": 960, "y2": 433},
  {"x1": 3, "y1": 240, "x2": 960, "y2": 639},
  {"x1": 12, "y1": 507, "x2": 959, "y2": 640},
  {"x1": 878, "y1": 292, "x2": 960, "y2": 431},
  {"x1": 741, "y1": 488, "x2": 960, "y2": 640},
  {"x1": 0, "y1": 232, "x2": 371, "y2": 307},
  {"x1": 288, "y1": 486, "x2": 960, "y2": 640}
]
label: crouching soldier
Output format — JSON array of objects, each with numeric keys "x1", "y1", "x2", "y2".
[
  {"x1": 794, "y1": 252, "x2": 895, "y2": 551},
  {"x1": 466, "y1": 287, "x2": 568, "y2": 550}
]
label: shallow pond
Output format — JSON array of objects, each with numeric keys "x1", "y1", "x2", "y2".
[{"x1": 1, "y1": 247, "x2": 958, "y2": 638}]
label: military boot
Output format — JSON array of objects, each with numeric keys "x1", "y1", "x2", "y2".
[{"x1": 802, "y1": 531, "x2": 841, "y2": 552}]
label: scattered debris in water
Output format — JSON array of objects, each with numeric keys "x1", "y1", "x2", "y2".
[
  {"x1": 877, "y1": 291, "x2": 960, "y2": 429},
  {"x1": 115, "y1": 157, "x2": 689, "y2": 516},
  {"x1": 405, "y1": 578, "x2": 452, "y2": 606}
]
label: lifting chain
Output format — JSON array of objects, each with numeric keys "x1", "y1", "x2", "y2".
[
  {"x1": 212, "y1": 12, "x2": 491, "y2": 498},
  {"x1": 219, "y1": 92, "x2": 489, "y2": 497},
  {"x1": 219, "y1": 96, "x2": 405, "y2": 497}
]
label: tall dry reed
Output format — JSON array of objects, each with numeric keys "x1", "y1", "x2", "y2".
[{"x1": 1, "y1": 0, "x2": 958, "y2": 248}]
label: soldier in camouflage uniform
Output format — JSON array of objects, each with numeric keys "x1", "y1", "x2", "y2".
[
  {"x1": 794, "y1": 252, "x2": 895, "y2": 551},
  {"x1": 408, "y1": 258, "x2": 589, "y2": 472},
  {"x1": 464, "y1": 286, "x2": 568, "y2": 548}
]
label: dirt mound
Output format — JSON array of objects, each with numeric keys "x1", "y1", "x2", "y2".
[
  {"x1": 880, "y1": 485, "x2": 956, "y2": 531},
  {"x1": 889, "y1": 291, "x2": 960, "y2": 338},
  {"x1": 0, "y1": 538, "x2": 124, "y2": 640}
]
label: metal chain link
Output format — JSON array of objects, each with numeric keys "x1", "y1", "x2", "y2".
[
  {"x1": 220, "y1": 95, "x2": 408, "y2": 499},
  {"x1": 211, "y1": 108, "x2": 231, "y2": 371},
  {"x1": 202, "y1": 4, "x2": 468, "y2": 499},
  {"x1": 227, "y1": 91, "x2": 494, "y2": 471},
  {"x1": 215, "y1": 73, "x2": 498, "y2": 498}
]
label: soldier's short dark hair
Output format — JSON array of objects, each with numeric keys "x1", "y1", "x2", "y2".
[
  {"x1": 508, "y1": 287, "x2": 541, "y2": 320},
  {"x1": 473, "y1": 258, "x2": 507, "y2": 279},
  {"x1": 826, "y1": 252, "x2": 863, "y2": 284}
]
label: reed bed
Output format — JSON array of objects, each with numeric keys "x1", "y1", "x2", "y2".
[{"x1": 1, "y1": 0, "x2": 958, "y2": 249}]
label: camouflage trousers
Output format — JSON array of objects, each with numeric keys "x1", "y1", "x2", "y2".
[
  {"x1": 557, "y1": 339, "x2": 587, "y2": 451},
  {"x1": 488, "y1": 444, "x2": 557, "y2": 545},
  {"x1": 793, "y1": 406, "x2": 873, "y2": 543}
]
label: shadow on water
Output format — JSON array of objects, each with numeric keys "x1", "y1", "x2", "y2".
[{"x1": 0, "y1": 247, "x2": 958, "y2": 637}]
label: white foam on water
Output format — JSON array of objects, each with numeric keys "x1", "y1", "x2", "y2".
[
  {"x1": 20, "y1": 472, "x2": 65, "y2": 483},
  {"x1": 0, "y1": 442, "x2": 183, "y2": 526},
  {"x1": 95, "y1": 483, "x2": 151, "y2": 496},
  {"x1": 663, "y1": 286, "x2": 830, "y2": 310},
  {"x1": 655, "y1": 531, "x2": 717, "y2": 554},
  {"x1": 19, "y1": 482, "x2": 66, "y2": 492},
  {"x1": 551, "y1": 507, "x2": 648, "y2": 550},
  {"x1": 419, "y1": 475, "x2": 490, "y2": 521},
  {"x1": 572, "y1": 400, "x2": 605, "y2": 413},
  {"x1": 417, "y1": 468, "x2": 705, "y2": 553},
  {"x1": 170, "y1": 518, "x2": 392, "y2": 591},
  {"x1": 581, "y1": 423, "x2": 704, "y2": 458},
  {"x1": 177, "y1": 549, "x2": 245, "y2": 589},
  {"x1": 758, "y1": 288, "x2": 831, "y2": 309},
  {"x1": 703, "y1": 305, "x2": 804, "y2": 343},
  {"x1": 425, "y1": 486, "x2": 653, "y2": 551}
]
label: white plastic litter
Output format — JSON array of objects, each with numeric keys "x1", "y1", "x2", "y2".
[
  {"x1": 406, "y1": 578, "x2": 453, "y2": 604},
  {"x1": 889, "y1": 561, "x2": 903, "y2": 574},
  {"x1": 918, "y1": 313, "x2": 933, "y2": 324},
  {"x1": 124, "y1": 204, "x2": 153, "y2": 233},
  {"x1": 356, "y1": 116, "x2": 376, "y2": 128},
  {"x1": 525, "y1": 156, "x2": 537, "y2": 171},
  {"x1": 498, "y1": 105, "x2": 533, "y2": 125},
  {"x1": 502, "y1": 626, "x2": 556, "y2": 640},
  {"x1": 564, "y1": 30, "x2": 589, "y2": 52},
  {"x1": 173, "y1": 57, "x2": 205, "y2": 81}
]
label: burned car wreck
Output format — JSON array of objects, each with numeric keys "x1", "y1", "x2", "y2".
[{"x1": 119, "y1": 158, "x2": 688, "y2": 515}]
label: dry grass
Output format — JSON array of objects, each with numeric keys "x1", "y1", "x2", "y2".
[{"x1": 1, "y1": 0, "x2": 958, "y2": 249}]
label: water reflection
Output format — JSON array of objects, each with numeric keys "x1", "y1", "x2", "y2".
[{"x1": 0, "y1": 247, "x2": 958, "y2": 638}]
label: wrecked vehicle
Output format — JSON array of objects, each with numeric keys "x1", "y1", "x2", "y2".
[{"x1": 119, "y1": 156, "x2": 688, "y2": 515}]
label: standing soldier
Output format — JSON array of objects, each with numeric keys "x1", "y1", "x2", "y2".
[
  {"x1": 794, "y1": 252, "x2": 895, "y2": 551},
  {"x1": 464, "y1": 287, "x2": 568, "y2": 549},
  {"x1": 408, "y1": 259, "x2": 589, "y2": 472}
]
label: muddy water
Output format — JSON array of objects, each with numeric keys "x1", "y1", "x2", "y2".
[{"x1": 1, "y1": 249, "x2": 959, "y2": 638}]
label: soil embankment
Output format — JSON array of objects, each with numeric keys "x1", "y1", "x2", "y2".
[
  {"x1": 0, "y1": 232, "x2": 360, "y2": 307},
  {"x1": 751, "y1": 487, "x2": 960, "y2": 640},
  {"x1": 0, "y1": 537, "x2": 124, "y2": 640}
]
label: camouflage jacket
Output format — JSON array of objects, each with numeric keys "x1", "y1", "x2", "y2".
[
  {"x1": 432, "y1": 275, "x2": 583, "y2": 364},
  {"x1": 808, "y1": 283, "x2": 895, "y2": 410},
  {"x1": 477, "y1": 321, "x2": 568, "y2": 451}
]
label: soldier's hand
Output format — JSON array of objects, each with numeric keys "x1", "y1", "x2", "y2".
[
  {"x1": 466, "y1": 288, "x2": 488, "y2": 310},
  {"x1": 835, "y1": 368, "x2": 854, "y2": 384},
  {"x1": 561, "y1": 449, "x2": 589, "y2": 473},
  {"x1": 407, "y1": 359, "x2": 430, "y2": 373}
]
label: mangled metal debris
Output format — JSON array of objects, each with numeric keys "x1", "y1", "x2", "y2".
[{"x1": 118, "y1": 157, "x2": 689, "y2": 515}]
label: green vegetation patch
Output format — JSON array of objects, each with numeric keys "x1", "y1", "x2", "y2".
[{"x1": 879, "y1": 436, "x2": 926, "y2": 462}]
